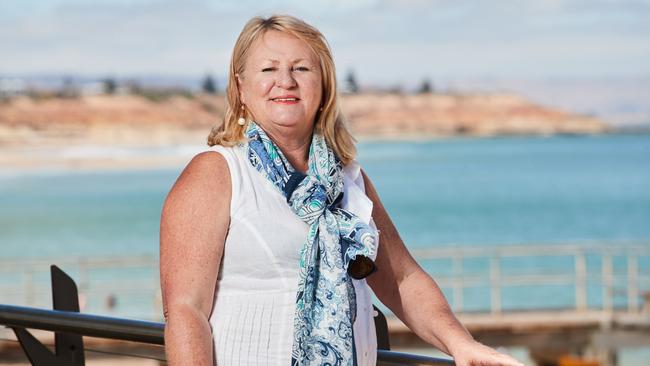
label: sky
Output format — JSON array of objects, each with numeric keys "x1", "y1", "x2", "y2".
[{"x1": 2, "y1": 0, "x2": 650, "y2": 87}]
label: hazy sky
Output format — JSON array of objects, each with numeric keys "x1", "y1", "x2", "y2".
[{"x1": 2, "y1": 0, "x2": 650, "y2": 85}]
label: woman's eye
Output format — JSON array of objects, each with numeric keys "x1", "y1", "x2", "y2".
[
  {"x1": 261, "y1": 67, "x2": 275, "y2": 72},
  {"x1": 293, "y1": 66, "x2": 310, "y2": 72}
]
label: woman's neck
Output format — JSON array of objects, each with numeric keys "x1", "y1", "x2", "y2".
[{"x1": 259, "y1": 122, "x2": 312, "y2": 173}]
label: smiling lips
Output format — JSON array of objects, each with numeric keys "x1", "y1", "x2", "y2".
[{"x1": 270, "y1": 95, "x2": 300, "y2": 104}]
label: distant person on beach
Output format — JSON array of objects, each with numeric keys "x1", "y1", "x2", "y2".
[{"x1": 160, "y1": 14, "x2": 524, "y2": 366}]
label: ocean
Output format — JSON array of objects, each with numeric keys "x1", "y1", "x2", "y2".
[
  {"x1": 1, "y1": 133, "x2": 649, "y2": 364},
  {"x1": 2, "y1": 133, "x2": 649, "y2": 259},
  {"x1": 361, "y1": 133, "x2": 650, "y2": 247},
  {"x1": 0, "y1": 133, "x2": 648, "y2": 307}
]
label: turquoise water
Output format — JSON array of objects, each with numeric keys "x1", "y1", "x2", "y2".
[
  {"x1": 1, "y1": 133, "x2": 649, "y2": 315},
  {"x1": 1, "y1": 134, "x2": 649, "y2": 259},
  {"x1": 360, "y1": 134, "x2": 650, "y2": 247},
  {"x1": 2, "y1": 133, "x2": 649, "y2": 364}
]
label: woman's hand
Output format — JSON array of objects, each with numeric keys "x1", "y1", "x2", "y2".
[{"x1": 450, "y1": 339, "x2": 525, "y2": 366}]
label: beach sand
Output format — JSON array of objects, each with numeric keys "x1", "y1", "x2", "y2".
[{"x1": 0, "y1": 144, "x2": 203, "y2": 172}]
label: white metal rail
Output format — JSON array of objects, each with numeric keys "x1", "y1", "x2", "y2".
[{"x1": 2, "y1": 241, "x2": 649, "y2": 317}]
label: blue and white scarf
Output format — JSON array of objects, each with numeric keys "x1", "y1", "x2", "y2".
[{"x1": 244, "y1": 121, "x2": 378, "y2": 365}]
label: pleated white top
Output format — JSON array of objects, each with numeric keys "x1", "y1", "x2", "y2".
[{"x1": 207, "y1": 143, "x2": 378, "y2": 366}]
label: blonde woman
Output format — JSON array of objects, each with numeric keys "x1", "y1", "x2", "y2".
[{"x1": 160, "y1": 14, "x2": 524, "y2": 366}]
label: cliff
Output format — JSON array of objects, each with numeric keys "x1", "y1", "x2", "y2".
[
  {"x1": 342, "y1": 93, "x2": 607, "y2": 138},
  {"x1": 0, "y1": 93, "x2": 608, "y2": 147}
]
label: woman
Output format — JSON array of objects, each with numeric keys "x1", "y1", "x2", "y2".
[{"x1": 160, "y1": 15, "x2": 524, "y2": 366}]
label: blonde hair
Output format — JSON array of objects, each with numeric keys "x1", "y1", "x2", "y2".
[{"x1": 206, "y1": 14, "x2": 356, "y2": 165}]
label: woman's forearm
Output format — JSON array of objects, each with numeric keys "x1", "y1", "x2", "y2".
[
  {"x1": 373, "y1": 267, "x2": 474, "y2": 356},
  {"x1": 397, "y1": 269, "x2": 474, "y2": 356},
  {"x1": 165, "y1": 304, "x2": 214, "y2": 365}
]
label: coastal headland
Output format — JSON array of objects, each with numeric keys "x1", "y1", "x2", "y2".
[
  {"x1": 0, "y1": 92, "x2": 609, "y2": 144},
  {"x1": 0, "y1": 92, "x2": 609, "y2": 169}
]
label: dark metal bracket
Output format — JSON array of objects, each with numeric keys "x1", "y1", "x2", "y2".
[
  {"x1": 11, "y1": 265, "x2": 85, "y2": 366},
  {"x1": 373, "y1": 304, "x2": 390, "y2": 350}
]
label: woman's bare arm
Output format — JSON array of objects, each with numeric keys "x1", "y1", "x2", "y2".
[
  {"x1": 362, "y1": 169, "x2": 471, "y2": 355},
  {"x1": 362, "y1": 170, "x2": 523, "y2": 366},
  {"x1": 160, "y1": 151, "x2": 231, "y2": 365}
]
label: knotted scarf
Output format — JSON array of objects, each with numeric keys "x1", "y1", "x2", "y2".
[{"x1": 244, "y1": 121, "x2": 378, "y2": 365}]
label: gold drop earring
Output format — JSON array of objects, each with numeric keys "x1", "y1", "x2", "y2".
[{"x1": 237, "y1": 105, "x2": 246, "y2": 126}]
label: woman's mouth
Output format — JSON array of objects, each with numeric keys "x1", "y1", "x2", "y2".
[{"x1": 270, "y1": 96, "x2": 300, "y2": 104}]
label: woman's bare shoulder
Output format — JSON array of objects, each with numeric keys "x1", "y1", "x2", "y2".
[
  {"x1": 184, "y1": 150, "x2": 229, "y2": 178},
  {"x1": 163, "y1": 151, "x2": 231, "y2": 217},
  {"x1": 177, "y1": 150, "x2": 229, "y2": 187}
]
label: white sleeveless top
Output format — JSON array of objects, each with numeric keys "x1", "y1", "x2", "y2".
[{"x1": 207, "y1": 144, "x2": 378, "y2": 366}]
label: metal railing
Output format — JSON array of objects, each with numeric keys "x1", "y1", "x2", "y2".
[
  {"x1": 0, "y1": 265, "x2": 453, "y2": 366},
  {"x1": 409, "y1": 240, "x2": 650, "y2": 314},
  {"x1": 0, "y1": 304, "x2": 453, "y2": 365},
  {"x1": 0, "y1": 304, "x2": 163, "y2": 345},
  {"x1": 3, "y1": 241, "x2": 649, "y2": 364},
  {"x1": 2, "y1": 241, "x2": 649, "y2": 321},
  {"x1": 0, "y1": 255, "x2": 160, "y2": 319}
]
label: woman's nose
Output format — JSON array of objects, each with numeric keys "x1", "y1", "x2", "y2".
[{"x1": 276, "y1": 68, "x2": 297, "y2": 89}]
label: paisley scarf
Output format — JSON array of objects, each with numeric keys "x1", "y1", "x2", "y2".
[{"x1": 244, "y1": 121, "x2": 378, "y2": 365}]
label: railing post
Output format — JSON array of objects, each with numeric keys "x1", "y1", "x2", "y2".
[
  {"x1": 575, "y1": 251, "x2": 587, "y2": 311},
  {"x1": 628, "y1": 255, "x2": 639, "y2": 313},
  {"x1": 452, "y1": 255, "x2": 463, "y2": 313},
  {"x1": 24, "y1": 269, "x2": 34, "y2": 307},
  {"x1": 490, "y1": 256, "x2": 501, "y2": 314},
  {"x1": 602, "y1": 253, "x2": 613, "y2": 312},
  {"x1": 78, "y1": 258, "x2": 89, "y2": 295}
]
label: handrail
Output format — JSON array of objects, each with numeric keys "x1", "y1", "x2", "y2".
[
  {"x1": 377, "y1": 350, "x2": 455, "y2": 366},
  {"x1": 0, "y1": 303, "x2": 454, "y2": 365},
  {"x1": 0, "y1": 304, "x2": 164, "y2": 345}
]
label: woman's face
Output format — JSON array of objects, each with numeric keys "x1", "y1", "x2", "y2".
[{"x1": 238, "y1": 30, "x2": 323, "y2": 134}]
